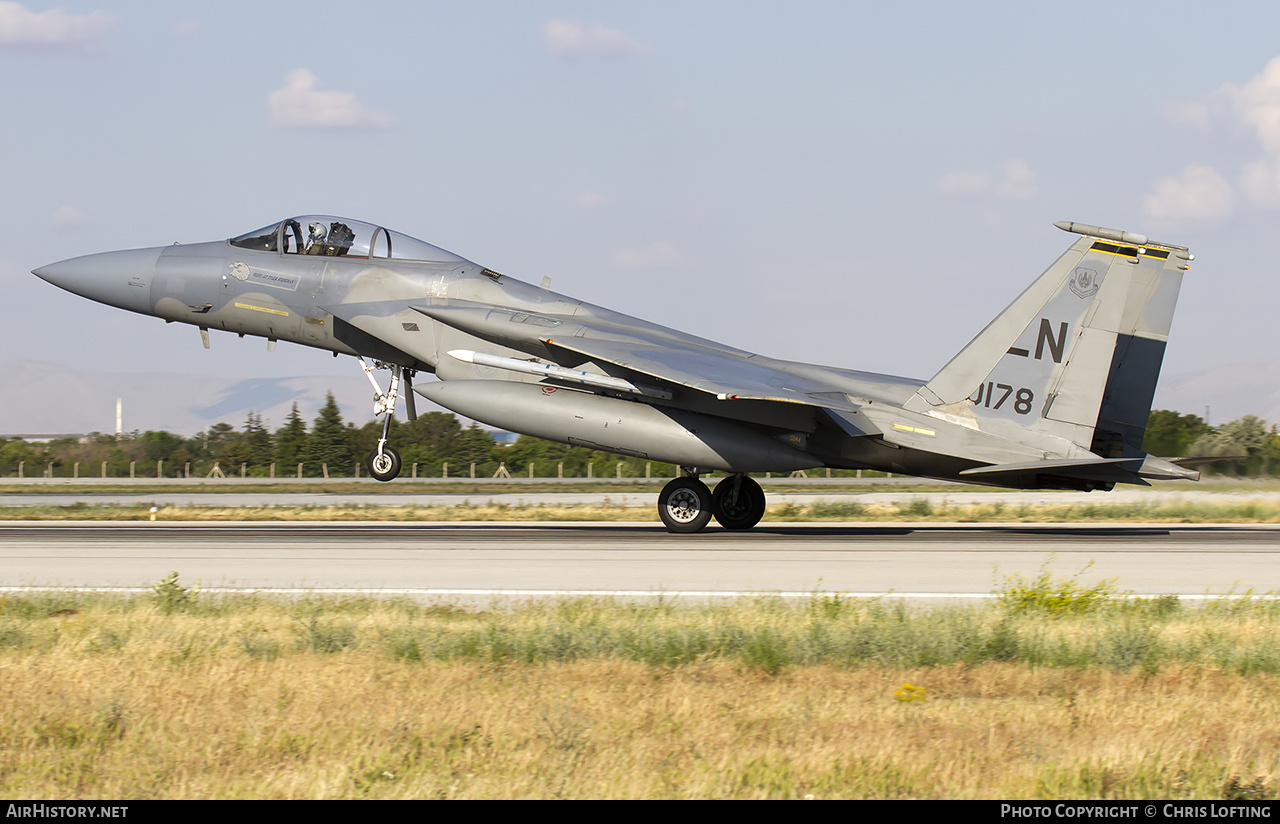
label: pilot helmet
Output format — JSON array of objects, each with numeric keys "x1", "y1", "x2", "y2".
[{"x1": 308, "y1": 222, "x2": 328, "y2": 241}]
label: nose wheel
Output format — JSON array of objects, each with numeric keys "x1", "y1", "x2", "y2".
[{"x1": 367, "y1": 445, "x2": 402, "y2": 482}]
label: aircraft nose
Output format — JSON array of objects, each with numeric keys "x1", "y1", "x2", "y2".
[{"x1": 33, "y1": 247, "x2": 162, "y2": 315}]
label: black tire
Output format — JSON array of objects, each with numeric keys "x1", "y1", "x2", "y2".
[
  {"x1": 658, "y1": 477, "x2": 713, "y2": 533},
  {"x1": 712, "y1": 476, "x2": 766, "y2": 531},
  {"x1": 367, "y1": 445, "x2": 401, "y2": 482}
]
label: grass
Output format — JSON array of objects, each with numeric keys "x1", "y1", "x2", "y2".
[
  {"x1": 0, "y1": 569, "x2": 1279, "y2": 798},
  {"x1": 0, "y1": 497, "x2": 1278, "y2": 522}
]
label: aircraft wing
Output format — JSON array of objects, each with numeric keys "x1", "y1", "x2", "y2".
[
  {"x1": 539, "y1": 334, "x2": 867, "y2": 413},
  {"x1": 542, "y1": 333, "x2": 885, "y2": 439},
  {"x1": 400, "y1": 300, "x2": 873, "y2": 414},
  {"x1": 323, "y1": 299, "x2": 884, "y2": 438}
]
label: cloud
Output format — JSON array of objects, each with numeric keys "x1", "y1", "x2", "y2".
[
  {"x1": 577, "y1": 191, "x2": 609, "y2": 208},
  {"x1": 1163, "y1": 99, "x2": 1213, "y2": 131},
  {"x1": 50, "y1": 205, "x2": 87, "y2": 228},
  {"x1": 938, "y1": 159, "x2": 1037, "y2": 200},
  {"x1": 938, "y1": 170, "x2": 992, "y2": 197},
  {"x1": 1218, "y1": 55, "x2": 1280, "y2": 153},
  {"x1": 1216, "y1": 56, "x2": 1280, "y2": 207},
  {"x1": 1143, "y1": 164, "x2": 1235, "y2": 223},
  {"x1": 1149, "y1": 56, "x2": 1280, "y2": 214},
  {"x1": 0, "y1": 1, "x2": 114, "y2": 49},
  {"x1": 267, "y1": 69, "x2": 397, "y2": 130},
  {"x1": 543, "y1": 20, "x2": 647, "y2": 59},
  {"x1": 613, "y1": 242, "x2": 679, "y2": 269},
  {"x1": 1239, "y1": 156, "x2": 1280, "y2": 209}
]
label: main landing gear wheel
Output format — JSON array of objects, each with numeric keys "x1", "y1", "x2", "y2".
[
  {"x1": 367, "y1": 445, "x2": 402, "y2": 482},
  {"x1": 658, "y1": 477, "x2": 713, "y2": 533},
  {"x1": 712, "y1": 476, "x2": 766, "y2": 531}
]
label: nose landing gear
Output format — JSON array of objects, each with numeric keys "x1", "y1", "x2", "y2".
[{"x1": 358, "y1": 356, "x2": 415, "y2": 482}]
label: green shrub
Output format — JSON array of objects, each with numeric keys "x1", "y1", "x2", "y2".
[
  {"x1": 995, "y1": 559, "x2": 1123, "y2": 617},
  {"x1": 151, "y1": 571, "x2": 199, "y2": 615}
]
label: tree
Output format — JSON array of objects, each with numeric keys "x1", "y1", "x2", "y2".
[
  {"x1": 386, "y1": 412, "x2": 465, "y2": 473},
  {"x1": 400, "y1": 412, "x2": 463, "y2": 458},
  {"x1": 303, "y1": 392, "x2": 352, "y2": 475},
  {"x1": 240, "y1": 412, "x2": 273, "y2": 470},
  {"x1": 1143, "y1": 410, "x2": 1210, "y2": 457},
  {"x1": 1220, "y1": 415, "x2": 1271, "y2": 458},
  {"x1": 1263, "y1": 427, "x2": 1280, "y2": 475},
  {"x1": 1190, "y1": 415, "x2": 1273, "y2": 475},
  {"x1": 0, "y1": 438, "x2": 41, "y2": 477},
  {"x1": 139, "y1": 430, "x2": 185, "y2": 464},
  {"x1": 219, "y1": 413, "x2": 271, "y2": 473},
  {"x1": 275, "y1": 403, "x2": 308, "y2": 471},
  {"x1": 448, "y1": 423, "x2": 496, "y2": 475}
]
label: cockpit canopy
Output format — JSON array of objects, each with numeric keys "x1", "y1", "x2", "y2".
[{"x1": 230, "y1": 216, "x2": 466, "y2": 263}]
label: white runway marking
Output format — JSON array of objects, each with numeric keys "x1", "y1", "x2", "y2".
[{"x1": 2, "y1": 521, "x2": 1278, "y2": 599}]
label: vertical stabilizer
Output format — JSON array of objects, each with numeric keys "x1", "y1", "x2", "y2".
[{"x1": 905, "y1": 223, "x2": 1192, "y2": 457}]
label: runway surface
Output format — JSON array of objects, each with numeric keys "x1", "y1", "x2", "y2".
[
  {"x1": 2, "y1": 521, "x2": 1278, "y2": 601},
  {"x1": 2, "y1": 489, "x2": 1278, "y2": 508}
]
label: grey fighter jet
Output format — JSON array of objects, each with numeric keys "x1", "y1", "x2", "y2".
[{"x1": 33, "y1": 217, "x2": 1199, "y2": 532}]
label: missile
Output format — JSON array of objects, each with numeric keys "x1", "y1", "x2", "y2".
[
  {"x1": 1053, "y1": 221, "x2": 1148, "y2": 247},
  {"x1": 448, "y1": 349, "x2": 673, "y2": 400},
  {"x1": 1054, "y1": 221, "x2": 1193, "y2": 259},
  {"x1": 413, "y1": 379, "x2": 822, "y2": 472}
]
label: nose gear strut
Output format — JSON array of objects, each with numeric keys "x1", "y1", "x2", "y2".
[{"x1": 358, "y1": 356, "x2": 414, "y2": 481}]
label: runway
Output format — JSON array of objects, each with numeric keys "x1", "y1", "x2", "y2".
[
  {"x1": 2, "y1": 521, "x2": 1278, "y2": 601},
  {"x1": 2, "y1": 488, "x2": 1278, "y2": 509}
]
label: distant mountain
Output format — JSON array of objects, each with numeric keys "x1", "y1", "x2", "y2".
[
  {"x1": 1, "y1": 357, "x2": 1277, "y2": 438},
  {"x1": 1153, "y1": 359, "x2": 1280, "y2": 428},
  {"x1": 0, "y1": 360, "x2": 377, "y2": 437}
]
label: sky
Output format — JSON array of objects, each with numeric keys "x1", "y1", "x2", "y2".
[{"x1": 2, "y1": 0, "x2": 1279, "y2": 431}]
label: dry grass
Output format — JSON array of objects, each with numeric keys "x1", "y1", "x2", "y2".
[
  {"x1": 4, "y1": 655, "x2": 1277, "y2": 799},
  {"x1": 1, "y1": 593, "x2": 1278, "y2": 799},
  {"x1": 2, "y1": 497, "x2": 1280, "y2": 522}
]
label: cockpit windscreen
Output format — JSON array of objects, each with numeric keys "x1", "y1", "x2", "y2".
[{"x1": 230, "y1": 216, "x2": 465, "y2": 263}]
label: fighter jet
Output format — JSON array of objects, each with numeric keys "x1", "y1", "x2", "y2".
[{"x1": 33, "y1": 216, "x2": 1199, "y2": 532}]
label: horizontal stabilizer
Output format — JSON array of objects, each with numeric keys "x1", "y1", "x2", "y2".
[
  {"x1": 960, "y1": 457, "x2": 1147, "y2": 486},
  {"x1": 961, "y1": 454, "x2": 1201, "y2": 485},
  {"x1": 1168, "y1": 455, "x2": 1248, "y2": 466},
  {"x1": 960, "y1": 457, "x2": 1140, "y2": 478}
]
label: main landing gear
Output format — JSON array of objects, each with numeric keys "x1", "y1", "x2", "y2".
[
  {"x1": 658, "y1": 470, "x2": 766, "y2": 533},
  {"x1": 359, "y1": 357, "x2": 416, "y2": 482}
]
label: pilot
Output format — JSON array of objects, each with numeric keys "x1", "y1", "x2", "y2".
[{"x1": 305, "y1": 222, "x2": 329, "y2": 255}]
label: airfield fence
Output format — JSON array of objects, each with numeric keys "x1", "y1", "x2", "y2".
[{"x1": 0, "y1": 460, "x2": 895, "y2": 483}]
